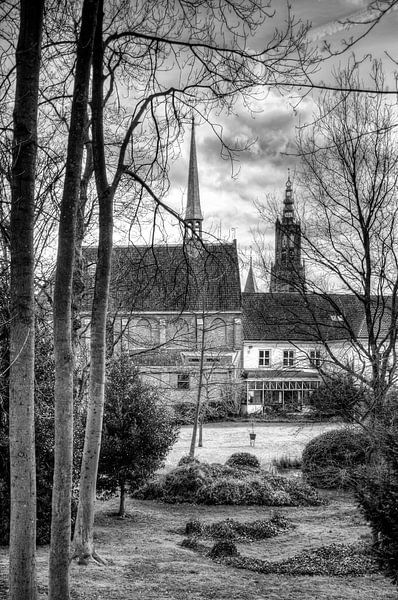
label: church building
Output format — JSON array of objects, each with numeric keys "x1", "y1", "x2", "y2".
[{"x1": 82, "y1": 120, "x2": 242, "y2": 409}]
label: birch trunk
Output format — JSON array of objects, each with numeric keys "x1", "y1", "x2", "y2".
[
  {"x1": 9, "y1": 2, "x2": 43, "y2": 598},
  {"x1": 73, "y1": 0, "x2": 114, "y2": 562},
  {"x1": 49, "y1": 1, "x2": 99, "y2": 597}
]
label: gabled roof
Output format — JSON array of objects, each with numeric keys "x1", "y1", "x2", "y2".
[
  {"x1": 242, "y1": 292, "x2": 388, "y2": 342},
  {"x1": 83, "y1": 242, "x2": 241, "y2": 313}
]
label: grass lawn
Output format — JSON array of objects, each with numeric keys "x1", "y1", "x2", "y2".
[
  {"x1": 164, "y1": 421, "x2": 341, "y2": 469},
  {"x1": 0, "y1": 422, "x2": 396, "y2": 599}
]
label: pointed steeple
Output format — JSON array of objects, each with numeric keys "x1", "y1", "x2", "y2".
[
  {"x1": 282, "y1": 170, "x2": 294, "y2": 223},
  {"x1": 244, "y1": 254, "x2": 258, "y2": 293},
  {"x1": 185, "y1": 116, "x2": 203, "y2": 238}
]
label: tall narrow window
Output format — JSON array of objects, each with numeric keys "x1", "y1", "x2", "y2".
[
  {"x1": 309, "y1": 349, "x2": 321, "y2": 368},
  {"x1": 283, "y1": 350, "x2": 294, "y2": 367},
  {"x1": 258, "y1": 350, "x2": 270, "y2": 367},
  {"x1": 177, "y1": 373, "x2": 190, "y2": 390}
]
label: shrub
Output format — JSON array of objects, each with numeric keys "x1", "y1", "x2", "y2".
[
  {"x1": 272, "y1": 454, "x2": 302, "y2": 470},
  {"x1": 136, "y1": 457, "x2": 323, "y2": 507},
  {"x1": 355, "y1": 427, "x2": 398, "y2": 584},
  {"x1": 225, "y1": 452, "x2": 260, "y2": 470},
  {"x1": 178, "y1": 455, "x2": 200, "y2": 467},
  {"x1": 209, "y1": 540, "x2": 238, "y2": 558},
  {"x1": 302, "y1": 428, "x2": 370, "y2": 489},
  {"x1": 184, "y1": 513, "x2": 293, "y2": 541},
  {"x1": 218, "y1": 542, "x2": 378, "y2": 576},
  {"x1": 173, "y1": 402, "x2": 196, "y2": 425},
  {"x1": 98, "y1": 354, "x2": 179, "y2": 515}
]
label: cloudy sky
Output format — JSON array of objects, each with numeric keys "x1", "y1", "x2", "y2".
[{"x1": 164, "y1": 0, "x2": 398, "y2": 285}]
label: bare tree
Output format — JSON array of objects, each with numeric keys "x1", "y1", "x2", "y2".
[
  {"x1": 256, "y1": 63, "x2": 398, "y2": 427},
  {"x1": 8, "y1": 2, "x2": 44, "y2": 599}
]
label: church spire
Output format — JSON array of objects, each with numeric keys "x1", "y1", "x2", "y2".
[
  {"x1": 244, "y1": 253, "x2": 258, "y2": 293},
  {"x1": 185, "y1": 116, "x2": 203, "y2": 238},
  {"x1": 282, "y1": 169, "x2": 294, "y2": 223}
]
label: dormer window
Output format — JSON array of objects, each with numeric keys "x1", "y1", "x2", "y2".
[{"x1": 330, "y1": 314, "x2": 344, "y2": 322}]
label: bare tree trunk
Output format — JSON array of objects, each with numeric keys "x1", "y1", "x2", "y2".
[
  {"x1": 119, "y1": 481, "x2": 126, "y2": 517},
  {"x1": 9, "y1": 2, "x2": 43, "y2": 599},
  {"x1": 73, "y1": 0, "x2": 114, "y2": 563},
  {"x1": 198, "y1": 415, "x2": 203, "y2": 447},
  {"x1": 189, "y1": 313, "x2": 206, "y2": 458},
  {"x1": 49, "y1": 1, "x2": 99, "y2": 597}
]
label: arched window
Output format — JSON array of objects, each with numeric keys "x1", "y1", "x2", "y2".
[
  {"x1": 166, "y1": 318, "x2": 192, "y2": 348},
  {"x1": 133, "y1": 318, "x2": 159, "y2": 347},
  {"x1": 205, "y1": 318, "x2": 227, "y2": 350}
]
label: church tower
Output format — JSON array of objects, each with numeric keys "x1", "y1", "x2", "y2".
[
  {"x1": 270, "y1": 174, "x2": 305, "y2": 293},
  {"x1": 184, "y1": 117, "x2": 203, "y2": 238}
]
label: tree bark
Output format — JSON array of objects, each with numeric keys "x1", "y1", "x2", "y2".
[
  {"x1": 119, "y1": 481, "x2": 126, "y2": 517},
  {"x1": 73, "y1": 0, "x2": 114, "y2": 563},
  {"x1": 9, "y1": 2, "x2": 43, "y2": 598},
  {"x1": 49, "y1": 1, "x2": 99, "y2": 597},
  {"x1": 189, "y1": 312, "x2": 206, "y2": 458}
]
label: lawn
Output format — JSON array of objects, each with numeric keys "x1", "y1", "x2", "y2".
[
  {"x1": 0, "y1": 422, "x2": 396, "y2": 599},
  {"x1": 164, "y1": 421, "x2": 340, "y2": 469}
]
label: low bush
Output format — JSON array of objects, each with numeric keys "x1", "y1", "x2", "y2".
[
  {"x1": 209, "y1": 540, "x2": 238, "y2": 559},
  {"x1": 135, "y1": 456, "x2": 323, "y2": 507},
  {"x1": 184, "y1": 513, "x2": 293, "y2": 541},
  {"x1": 272, "y1": 454, "x2": 302, "y2": 470},
  {"x1": 302, "y1": 428, "x2": 370, "y2": 489},
  {"x1": 218, "y1": 542, "x2": 379, "y2": 576},
  {"x1": 177, "y1": 455, "x2": 200, "y2": 467},
  {"x1": 225, "y1": 452, "x2": 260, "y2": 470},
  {"x1": 173, "y1": 402, "x2": 196, "y2": 425}
]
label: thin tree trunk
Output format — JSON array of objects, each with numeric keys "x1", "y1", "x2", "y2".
[
  {"x1": 73, "y1": 0, "x2": 114, "y2": 563},
  {"x1": 119, "y1": 481, "x2": 126, "y2": 517},
  {"x1": 198, "y1": 415, "x2": 203, "y2": 447},
  {"x1": 9, "y1": 2, "x2": 43, "y2": 599},
  {"x1": 189, "y1": 311, "x2": 206, "y2": 458},
  {"x1": 49, "y1": 1, "x2": 99, "y2": 597}
]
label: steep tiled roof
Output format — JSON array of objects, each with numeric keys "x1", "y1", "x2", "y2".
[
  {"x1": 83, "y1": 241, "x2": 241, "y2": 313},
  {"x1": 242, "y1": 292, "x2": 381, "y2": 342}
]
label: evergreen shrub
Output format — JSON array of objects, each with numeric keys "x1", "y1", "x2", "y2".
[{"x1": 302, "y1": 428, "x2": 370, "y2": 489}]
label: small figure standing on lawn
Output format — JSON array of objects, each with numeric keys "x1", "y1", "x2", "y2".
[{"x1": 249, "y1": 421, "x2": 256, "y2": 447}]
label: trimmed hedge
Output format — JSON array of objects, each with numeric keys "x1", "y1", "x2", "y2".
[{"x1": 302, "y1": 428, "x2": 370, "y2": 489}]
